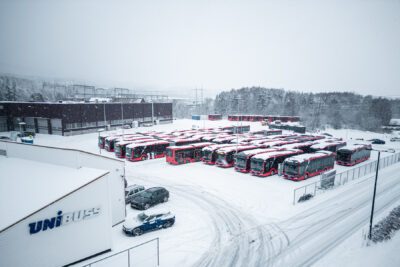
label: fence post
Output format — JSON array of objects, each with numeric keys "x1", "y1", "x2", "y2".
[
  {"x1": 128, "y1": 249, "x2": 130, "y2": 267},
  {"x1": 293, "y1": 189, "x2": 296, "y2": 205},
  {"x1": 157, "y1": 237, "x2": 160, "y2": 266}
]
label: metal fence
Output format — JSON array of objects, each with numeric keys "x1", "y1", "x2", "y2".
[
  {"x1": 83, "y1": 238, "x2": 159, "y2": 267},
  {"x1": 293, "y1": 152, "x2": 400, "y2": 205}
]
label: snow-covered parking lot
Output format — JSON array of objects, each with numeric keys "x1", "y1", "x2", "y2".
[{"x1": 26, "y1": 119, "x2": 400, "y2": 266}]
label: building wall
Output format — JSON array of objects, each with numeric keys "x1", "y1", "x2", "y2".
[
  {"x1": 0, "y1": 174, "x2": 112, "y2": 267},
  {"x1": 0, "y1": 102, "x2": 173, "y2": 135},
  {"x1": 0, "y1": 141, "x2": 126, "y2": 226}
]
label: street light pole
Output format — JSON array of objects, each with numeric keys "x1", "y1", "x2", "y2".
[
  {"x1": 235, "y1": 96, "x2": 241, "y2": 155},
  {"x1": 121, "y1": 102, "x2": 124, "y2": 134},
  {"x1": 103, "y1": 103, "x2": 107, "y2": 131},
  {"x1": 368, "y1": 150, "x2": 381, "y2": 240}
]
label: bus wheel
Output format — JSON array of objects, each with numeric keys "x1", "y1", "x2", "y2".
[
  {"x1": 305, "y1": 174, "x2": 309, "y2": 179},
  {"x1": 141, "y1": 156, "x2": 146, "y2": 161},
  {"x1": 271, "y1": 170, "x2": 275, "y2": 176}
]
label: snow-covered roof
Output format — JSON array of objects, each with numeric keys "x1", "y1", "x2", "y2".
[
  {"x1": 280, "y1": 141, "x2": 315, "y2": 150},
  {"x1": 237, "y1": 148, "x2": 278, "y2": 157},
  {"x1": 284, "y1": 151, "x2": 333, "y2": 163},
  {"x1": 167, "y1": 142, "x2": 213, "y2": 150},
  {"x1": 126, "y1": 140, "x2": 169, "y2": 148},
  {"x1": 251, "y1": 149, "x2": 302, "y2": 160},
  {"x1": 0, "y1": 156, "x2": 108, "y2": 231},
  {"x1": 310, "y1": 141, "x2": 346, "y2": 150},
  {"x1": 216, "y1": 145, "x2": 257, "y2": 154},
  {"x1": 338, "y1": 144, "x2": 370, "y2": 152},
  {"x1": 202, "y1": 144, "x2": 235, "y2": 152}
]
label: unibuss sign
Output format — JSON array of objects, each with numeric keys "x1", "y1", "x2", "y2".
[{"x1": 28, "y1": 207, "x2": 101, "y2": 235}]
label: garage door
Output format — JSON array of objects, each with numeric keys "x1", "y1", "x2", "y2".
[
  {"x1": 51, "y1": 119, "x2": 63, "y2": 135},
  {"x1": 37, "y1": 118, "x2": 49, "y2": 134}
]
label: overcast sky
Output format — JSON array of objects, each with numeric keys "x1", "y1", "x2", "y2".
[{"x1": 0, "y1": 0, "x2": 399, "y2": 97}]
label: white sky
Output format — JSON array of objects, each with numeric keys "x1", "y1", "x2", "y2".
[{"x1": 0, "y1": 0, "x2": 399, "y2": 97}]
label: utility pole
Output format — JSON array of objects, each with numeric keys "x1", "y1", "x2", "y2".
[
  {"x1": 103, "y1": 103, "x2": 107, "y2": 130},
  {"x1": 368, "y1": 150, "x2": 381, "y2": 240},
  {"x1": 235, "y1": 96, "x2": 241, "y2": 156}
]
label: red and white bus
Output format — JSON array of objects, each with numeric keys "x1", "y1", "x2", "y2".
[
  {"x1": 104, "y1": 134, "x2": 144, "y2": 152},
  {"x1": 215, "y1": 145, "x2": 258, "y2": 168},
  {"x1": 166, "y1": 142, "x2": 213, "y2": 165},
  {"x1": 283, "y1": 151, "x2": 335, "y2": 181},
  {"x1": 234, "y1": 148, "x2": 280, "y2": 173},
  {"x1": 114, "y1": 138, "x2": 156, "y2": 158},
  {"x1": 126, "y1": 140, "x2": 170, "y2": 161},
  {"x1": 250, "y1": 149, "x2": 303, "y2": 177},
  {"x1": 201, "y1": 144, "x2": 237, "y2": 165},
  {"x1": 104, "y1": 136, "x2": 121, "y2": 152},
  {"x1": 336, "y1": 144, "x2": 371, "y2": 166},
  {"x1": 208, "y1": 114, "x2": 222, "y2": 120},
  {"x1": 213, "y1": 136, "x2": 237, "y2": 144},
  {"x1": 280, "y1": 141, "x2": 317, "y2": 153},
  {"x1": 309, "y1": 141, "x2": 346, "y2": 153},
  {"x1": 168, "y1": 137, "x2": 201, "y2": 146}
]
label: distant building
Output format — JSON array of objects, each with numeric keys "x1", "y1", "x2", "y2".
[{"x1": 0, "y1": 101, "x2": 172, "y2": 135}]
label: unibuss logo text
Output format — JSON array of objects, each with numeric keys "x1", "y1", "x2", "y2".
[{"x1": 28, "y1": 207, "x2": 101, "y2": 235}]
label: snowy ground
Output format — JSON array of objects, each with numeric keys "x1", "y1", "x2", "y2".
[{"x1": 8, "y1": 119, "x2": 400, "y2": 267}]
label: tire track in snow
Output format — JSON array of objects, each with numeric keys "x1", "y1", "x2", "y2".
[{"x1": 128, "y1": 173, "x2": 278, "y2": 267}]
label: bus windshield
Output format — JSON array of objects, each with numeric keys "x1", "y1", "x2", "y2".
[
  {"x1": 202, "y1": 149, "x2": 212, "y2": 160},
  {"x1": 337, "y1": 150, "x2": 351, "y2": 162},
  {"x1": 134, "y1": 146, "x2": 144, "y2": 158},
  {"x1": 235, "y1": 155, "x2": 247, "y2": 168},
  {"x1": 251, "y1": 159, "x2": 264, "y2": 171},
  {"x1": 166, "y1": 149, "x2": 173, "y2": 157},
  {"x1": 126, "y1": 147, "x2": 132, "y2": 158},
  {"x1": 284, "y1": 162, "x2": 298, "y2": 175}
]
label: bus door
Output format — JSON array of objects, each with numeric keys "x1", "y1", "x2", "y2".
[
  {"x1": 194, "y1": 150, "x2": 201, "y2": 161},
  {"x1": 177, "y1": 152, "x2": 184, "y2": 164}
]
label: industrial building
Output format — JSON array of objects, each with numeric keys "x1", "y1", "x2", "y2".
[
  {"x1": 0, "y1": 141, "x2": 126, "y2": 267},
  {"x1": 0, "y1": 101, "x2": 173, "y2": 135}
]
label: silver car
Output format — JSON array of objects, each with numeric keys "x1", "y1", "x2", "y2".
[{"x1": 125, "y1": 185, "x2": 145, "y2": 204}]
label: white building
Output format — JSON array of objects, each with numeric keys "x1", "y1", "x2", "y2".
[{"x1": 0, "y1": 141, "x2": 126, "y2": 267}]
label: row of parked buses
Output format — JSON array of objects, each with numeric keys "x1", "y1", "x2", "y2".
[
  {"x1": 97, "y1": 125, "x2": 252, "y2": 162},
  {"x1": 228, "y1": 115, "x2": 300, "y2": 123},
  {"x1": 98, "y1": 126, "x2": 372, "y2": 178},
  {"x1": 165, "y1": 131, "x2": 373, "y2": 181}
]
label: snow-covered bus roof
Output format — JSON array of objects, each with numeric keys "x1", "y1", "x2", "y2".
[
  {"x1": 283, "y1": 151, "x2": 334, "y2": 164},
  {"x1": 236, "y1": 148, "x2": 279, "y2": 157},
  {"x1": 216, "y1": 145, "x2": 257, "y2": 154},
  {"x1": 310, "y1": 141, "x2": 346, "y2": 150},
  {"x1": 280, "y1": 141, "x2": 316, "y2": 150},
  {"x1": 251, "y1": 149, "x2": 303, "y2": 161},
  {"x1": 202, "y1": 144, "x2": 236, "y2": 152},
  {"x1": 337, "y1": 144, "x2": 371, "y2": 152},
  {"x1": 167, "y1": 142, "x2": 213, "y2": 150},
  {"x1": 126, "y1": 140, "x2": 169, "y2": 148}
]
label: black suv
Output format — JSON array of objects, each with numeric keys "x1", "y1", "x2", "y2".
[{"x1": 130, "y1": 187, "x2": 169, "y2": 210}]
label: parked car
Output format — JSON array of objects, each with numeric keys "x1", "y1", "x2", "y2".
[
  {"x1": 322, "y1": 133, "x2": 333, "y2": 137},
  {"x1": 125, "y1": 184, "x2": 145, "y2": 204},
  {"x1": 122, "y1": 212, "x2": 175, "y2": 236},
  {"x1": 130, "y1": 187, "x2": 169, "y2": 210},
  {"x1": 0, "y1": 136, "x2": 11, "y2": 141},
  {"x1": 355, "y1": 138, "x2": 364, "y2": 141},
  {"x1": 390, "y1": 137, "x2": 400, "y2": 142},
  {"x1": 368, "y1": 139, "x2": 386, "y2": 144}
]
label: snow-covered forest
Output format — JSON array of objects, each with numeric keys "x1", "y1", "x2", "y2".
[{"x1": 215, "y1": 87, "x2": 399, "y2": 131}]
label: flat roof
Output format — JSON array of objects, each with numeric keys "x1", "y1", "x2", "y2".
[{"x1": 0, "y1": 156, "x2": 108, "y2": 232}]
